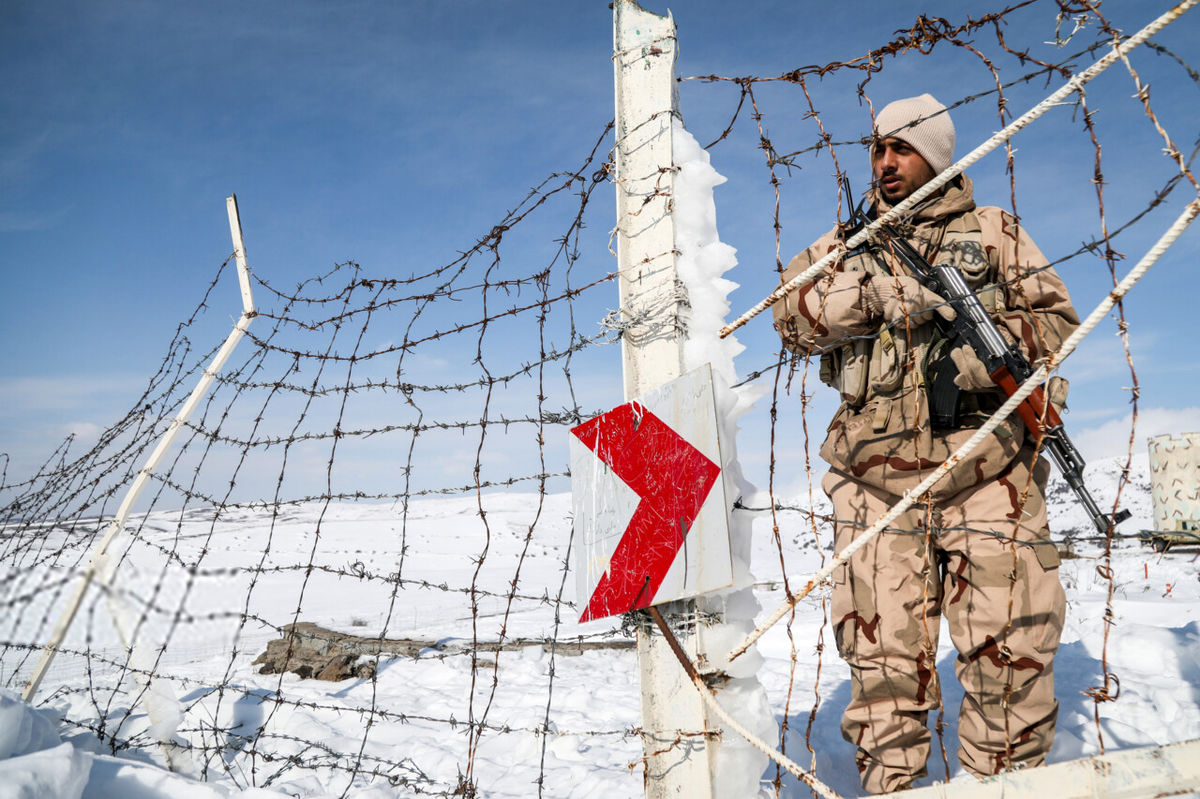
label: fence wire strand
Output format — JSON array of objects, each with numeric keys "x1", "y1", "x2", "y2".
[{"x1": 2, "y1": 2, "x2": 1199, "y2": 796}]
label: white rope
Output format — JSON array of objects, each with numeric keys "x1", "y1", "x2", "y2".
[
  {"x1": 690, "y1": 671, "x2": 842, "y2": 799},
  {"x1": 728, "y1": 197, "x2": 1200, "y2": 662},
  {"x1": 718, "y1": 0, "x2": 1198, "y2": 340},
  {"x1": 672, "y1": 3, "x2": 1200, "y2": 791},
  {"x1": 646, "y1": 608, "x2": 843, "y2": 798}
]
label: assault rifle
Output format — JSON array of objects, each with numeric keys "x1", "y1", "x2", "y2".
[{"x1": 841, "y1": 179, "x2": 1129, "y2": 536}]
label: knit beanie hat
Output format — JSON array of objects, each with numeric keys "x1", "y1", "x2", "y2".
[{"x1": 873, "y1": 94, "x2": 955, "y2": 176}]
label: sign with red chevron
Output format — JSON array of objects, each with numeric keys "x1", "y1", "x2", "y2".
[{"x1": 570, "y1": 365, "x2": 732, "y2": 623}]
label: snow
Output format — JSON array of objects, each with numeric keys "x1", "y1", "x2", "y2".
[
  {"x1": 673, "y1": 117, "x2": 775, "y2": 796},
  {"x1": 2, "y1": 116, "x2": 1198, "y2": 799},
  {"x1": 2, "y1": 453, "x2": 1198, "y2": 798}
]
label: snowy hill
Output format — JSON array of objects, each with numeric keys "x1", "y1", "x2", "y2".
[{"x1": 2, "y1": 456, "x2": 1198, "y2": 798}]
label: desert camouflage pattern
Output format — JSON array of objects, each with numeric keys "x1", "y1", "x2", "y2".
[
  {"x1": 824, "y1": 453, "x2": 1064, "y2": 793},
  {"x1": 775, "y1": 177, "x2": 1078, "y2": 793},
  {"x1": 773, "y1": 177, "x2": 1079, "y2": 499}
]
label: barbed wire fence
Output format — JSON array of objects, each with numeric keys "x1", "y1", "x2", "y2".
[
  {"x1": 692, "y1": 0, "x2": 1199, "y2": 793},
  {"x1": 1, "y1": 1, "x2": 1198, "y2": 797}
]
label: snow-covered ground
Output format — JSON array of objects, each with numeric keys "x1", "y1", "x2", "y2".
[
  {"x1": 3, "y1": 98, "x2": 1197, "y2": 799},
  {"x1": 2, "y1": 455, "x2": 1198, "y2": 799}
]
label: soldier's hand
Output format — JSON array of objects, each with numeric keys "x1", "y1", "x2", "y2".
[
  {"x1": 950, "y1": 345, "x2": 994, "y2": 391},
  {"x1": 861, "y1": 275, "x2": 956, "y2": 325}
]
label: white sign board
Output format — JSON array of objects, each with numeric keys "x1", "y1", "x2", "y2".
[{"x1": 569, "y1": 365, "x2": 733, "y2": 622}]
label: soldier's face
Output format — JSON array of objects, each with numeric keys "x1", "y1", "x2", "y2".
[{"x1": 871, "y1": 137, "x2": 936, "y2": 203}]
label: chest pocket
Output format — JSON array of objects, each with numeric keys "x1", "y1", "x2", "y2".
[{"x1": 818, "y1": 213, "x2": 997, "y2": 407}]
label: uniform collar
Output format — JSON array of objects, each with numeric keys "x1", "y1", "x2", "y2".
[{"x1": 869, "y1": 174, "x2": 976, "y2": 225}]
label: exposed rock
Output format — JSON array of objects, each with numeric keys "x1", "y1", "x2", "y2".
[
  {"x1": 253, "y1": 622, "x2": 633, "y2": 682},
  {"x1": 253, "y1": 622, "x2": 424, "y2": 681}
]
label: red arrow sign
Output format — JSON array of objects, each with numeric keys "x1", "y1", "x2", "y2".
[{"x1": 571, "y1": 402, "x2": 721, "y2": 622}]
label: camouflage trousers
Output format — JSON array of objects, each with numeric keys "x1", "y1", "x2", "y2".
[{"x1": 824, "y1": 448, "x2": 1065, "y2": 794}]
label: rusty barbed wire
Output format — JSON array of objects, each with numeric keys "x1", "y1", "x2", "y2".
[
  {"x1": 0, "y1": 118, "x2": 636, "y2": 797},
  {"x1": 676, "y1": 0, "x2": 1199, "y2": 793},
  {"x1": 3, "y1": 2, "x2": 1199, "y2": 796}
]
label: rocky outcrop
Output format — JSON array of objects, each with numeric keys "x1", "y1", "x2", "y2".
[
  {"x1": 252, "y1": 622, "x2": 413, "y2": 681},
  {"x1": 253, "y1": 622, "x2": 633, "y2": 681}
]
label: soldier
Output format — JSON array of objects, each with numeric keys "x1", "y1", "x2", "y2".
[{"x1": 773, "y1": 94, "x2": 1080, "y2": 793}]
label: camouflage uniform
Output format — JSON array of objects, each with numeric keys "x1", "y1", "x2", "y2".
[{"x1": 774, "y1": 177, "x2": 1079, "y2": 793}]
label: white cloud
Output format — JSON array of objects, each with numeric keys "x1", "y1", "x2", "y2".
[
  {"x1": 1061, "y1": 329, "x2": 1154, "y2": 384},
  {"x1": 59, "y1": 421, "x2": 105, "y2": 441},
  {"x1": 1072, "y1": 406, "x2": 1200, "y2": 461},
  {"x1": 0, "y1": 376, "x2": 145, "y2": 481},
  {"x1": 0, "y1": 375, "x2": 143, "y2": 416}
]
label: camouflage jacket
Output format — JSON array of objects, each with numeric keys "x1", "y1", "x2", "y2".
[{"x1": 773, "y1": 176, "x2": 1080, "y2": 498}]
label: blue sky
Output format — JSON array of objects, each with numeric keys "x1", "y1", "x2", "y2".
[{"x1": 2, "y1": 0, "x2": 1199, "y2": 494}]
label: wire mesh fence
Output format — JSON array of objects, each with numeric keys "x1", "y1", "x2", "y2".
[{"x1": 2, "y1": 1, "x2": 1198, "y2": 796}]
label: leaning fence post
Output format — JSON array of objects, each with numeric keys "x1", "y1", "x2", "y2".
[
  {"x1": 22, "y1": 196, "x2": 256, "y2": 773},
  {"x1": 612, "y1": 3, "x2": 718, "y2": 796}
]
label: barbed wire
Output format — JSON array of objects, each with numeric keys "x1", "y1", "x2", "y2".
[
  {"x1": 676, "y1": 0, "x2": 1198, "y2": 792},
  {"x1": 2, "y1": 2, "x2": 1198, "y2": 797}
]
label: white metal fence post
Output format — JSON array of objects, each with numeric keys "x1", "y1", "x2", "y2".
[
  {"x1": 22, "y1": 196, "x2": 256, "y2": 773},
  {"x1": 612, "y1": 3, "x2": 718, "y2": 796}
]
